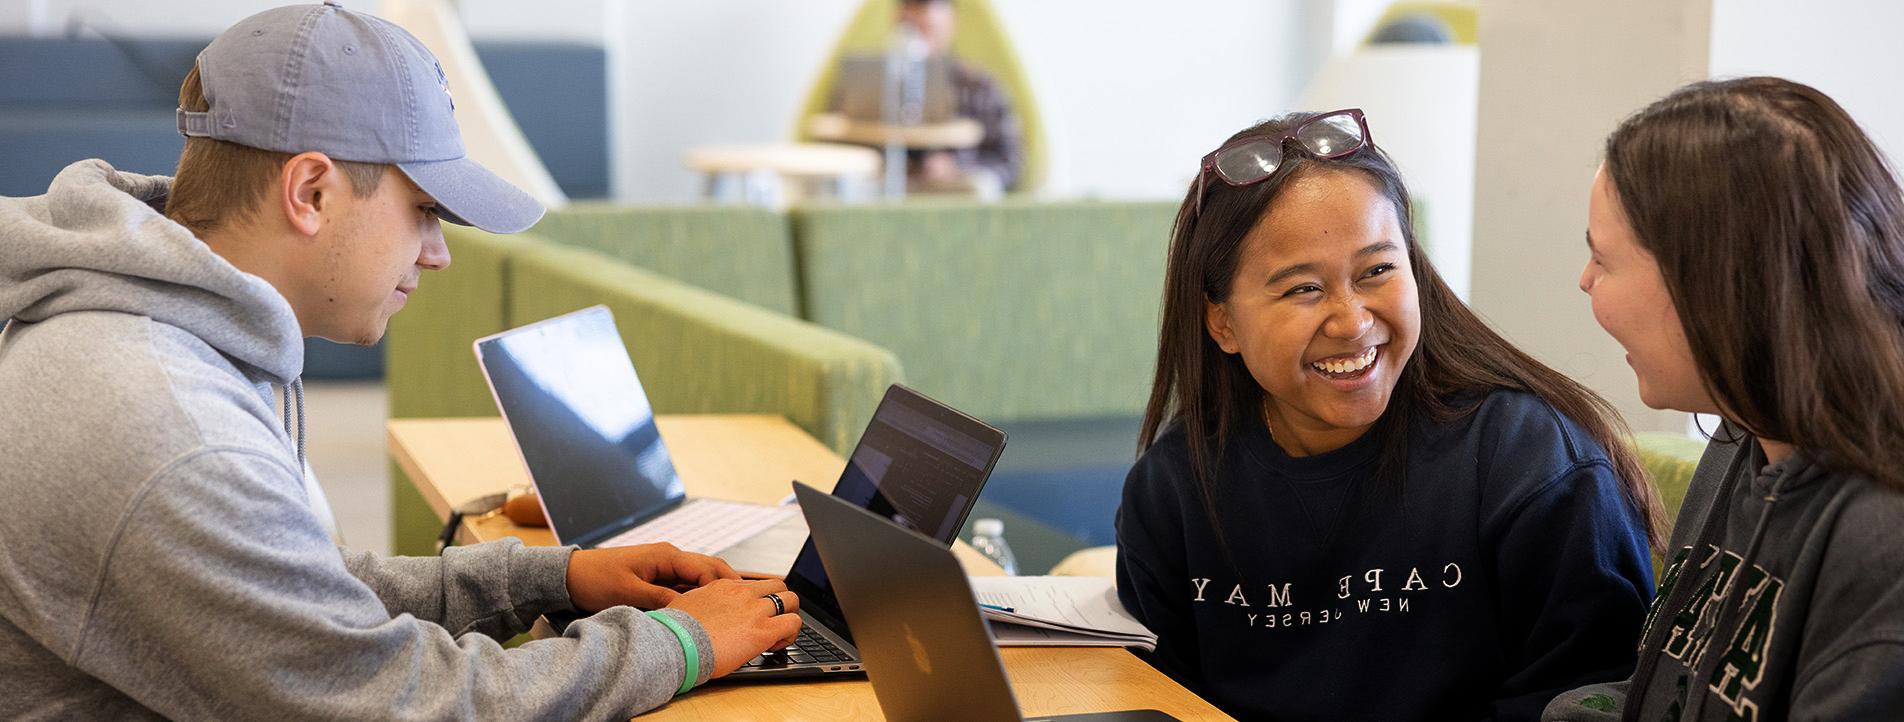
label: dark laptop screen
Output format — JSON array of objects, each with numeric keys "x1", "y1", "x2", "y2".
[
  {"x1": 786, "y1": 385, "x2": 1006, "y2": 638},
  {"x1": 475, "y1": 306, "x2": 685, "y2": 548}
]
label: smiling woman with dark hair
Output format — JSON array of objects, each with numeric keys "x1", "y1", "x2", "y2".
[
  {"x1": 1546, "y1": 76, "x2": 1904, "y2": 722},
  {"x1": 1115, "y1": 110, "x2": 1664, "y2": 720}
]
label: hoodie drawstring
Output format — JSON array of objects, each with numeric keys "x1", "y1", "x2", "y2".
[
  {"x1": 277, "y1": 377, "x2": 307, "y2": 472},
  {"x1": 291, "y1": 376, "x2": 307, "y2": 471}
]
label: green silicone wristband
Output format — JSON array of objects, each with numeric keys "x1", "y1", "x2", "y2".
[{"x1": 644, "y1": 610, "x2": 699, "y2": 697}]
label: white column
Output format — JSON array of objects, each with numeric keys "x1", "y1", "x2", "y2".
[{"x1": 1467, "y1": 0, "x2": 1711, "y2": 434}]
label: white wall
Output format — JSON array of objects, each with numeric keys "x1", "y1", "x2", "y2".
[
  {"x1": 992, "y1": 0, "x2": 1317, "y2": 200},
  {"x1": 614, "y1": 0, "x2": 1319, "y2": 202},
  {"x1": 1327, "y1": 0, "x2": 1395, "y2": 54},
  {"x1": 0, "y1": 0, "x2": 605, "y2": 40},
  {"x1": 612, "y1": 1, "x2": 859, "y2": 202},
  {"x1": 1295, "y1": 46, "x2": 1477, "y2": 298},
  {"x1": 1469, "y1": 0, "x2": 1712, "y2": 434},
  {"x1": 1709, "y1": 0, "x2": 1904, "y2": 168}
]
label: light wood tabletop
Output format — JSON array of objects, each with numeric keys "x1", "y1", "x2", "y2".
[
  {"x1": 684, "y1": 142, "x2": 882, "y2": 178},
  {"x1": 807, "y1": 112, "x2": 985, "y2": 150},
  {"x1": 388, "y1": 415, "x2": 1230, "y2": 721}
]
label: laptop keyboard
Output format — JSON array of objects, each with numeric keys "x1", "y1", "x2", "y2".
[
  {"x1": 598, "y1": 498, "x2": 798, "y2": 555},
  {"x1": 744, "y1": 624, "x2": 852, "y2": 668}
]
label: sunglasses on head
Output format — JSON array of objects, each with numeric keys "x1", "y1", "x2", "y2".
[{"x1": 1193, "y1": 108, "x2": 1372, "y2": 218}]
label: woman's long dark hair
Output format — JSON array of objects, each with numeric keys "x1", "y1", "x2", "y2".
[
  {"x1": 1141, "y1": 113, "x2": 1667, "y2": 553},
  {"x1": 1605, "y1": 77, "x2": 1904, "y2": 490}
]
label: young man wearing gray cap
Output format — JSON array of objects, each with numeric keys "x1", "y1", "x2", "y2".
[{"x1": 0, "y1": 3, "x2": 801, "y2": 717}]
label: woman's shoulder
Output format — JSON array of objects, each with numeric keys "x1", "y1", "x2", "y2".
[
  {"x1": 1786, "y1": 468, "x2": 1904, "y2": 671},
  {"x1": 1816, "y1": 470, "x2": 1904, "y2": 560},
  {"x1": 1125, "y1": 420, "x2": 1217, "y2": 506},
  {"x1": 1129, "y1": 421, "x2": 1193, "y2": 482},
  {"x1": 1431, "y1": 388, "x2": 1610, "y2": 468},
  {"x1": 1420, "y1": 389, "x2": 1627, "y2": 523}
]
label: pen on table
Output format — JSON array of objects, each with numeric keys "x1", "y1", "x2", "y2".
[{"x1": 979, "y1": 603, "x2": 1015, "y2": 613}]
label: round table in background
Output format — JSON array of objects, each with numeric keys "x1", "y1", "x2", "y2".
[
  {"x1": 684, "y1": 142, "x2": 883, "y2": 207},
  {"x1": 807, "y1": 113, "x2": 985, "y2": 197}
]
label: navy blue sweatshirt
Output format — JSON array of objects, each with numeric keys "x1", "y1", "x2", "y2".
[{"x1": 1116, "y1": 390, "x2": 1655, "y2": 721}]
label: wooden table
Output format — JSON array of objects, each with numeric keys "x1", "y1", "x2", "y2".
[
  {"x1": 683, "y1": 142, "x2": 881, "y2": 206},
  {"x1": 807, "y1": 113, "x2": 986, "y2": 199},
  {"x1": 807, "y1": 113, "x2": 984, "y2": 150},
  {"x1": 389, "y1": 415, "x2": 1230, "y2": 721}
]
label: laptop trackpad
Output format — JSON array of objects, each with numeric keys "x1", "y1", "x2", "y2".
[{"x1": 716, "y1": 514, "x2": 808, "y2": 576}]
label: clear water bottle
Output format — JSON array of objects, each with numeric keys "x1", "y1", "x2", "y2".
[{"x1": 970, "y1": 518, "x2": 1018, "y2": 576}]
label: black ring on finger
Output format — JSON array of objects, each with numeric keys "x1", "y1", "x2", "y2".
[{"x1": 765, "y1": 592, "x2": 785, "y2": 615}]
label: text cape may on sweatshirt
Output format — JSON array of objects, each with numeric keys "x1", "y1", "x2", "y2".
[{"x1": 1117, "y1": 390, "x2": 1656, "y2": 721}]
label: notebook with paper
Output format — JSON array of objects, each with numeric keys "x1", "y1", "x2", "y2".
[{"x1": 971, "y1": 576, "x2": 1158, "y2": 651}]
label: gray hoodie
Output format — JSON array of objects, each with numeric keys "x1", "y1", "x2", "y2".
[
  {"x1": 0, "y1": 160, "x2": 714, "y2": 720},
  {"x1": 1542, "y1": 426, "x2": 1904, "y2": 721}
]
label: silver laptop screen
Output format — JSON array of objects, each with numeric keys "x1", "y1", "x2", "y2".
[{"x1": 476, "y1": 306, "x2": 685, "y2": 547}]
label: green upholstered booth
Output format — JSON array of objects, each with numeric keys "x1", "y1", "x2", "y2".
[
  {"x1": 790, "y1": 198, "x2": 1179, "y2": 422},
  {"x1": 526, "y1": 202, "x2": 803, "y2": 317}
]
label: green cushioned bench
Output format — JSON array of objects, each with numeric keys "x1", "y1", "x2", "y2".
[
  {"x1": 790, "y1": 198, "x2": 1180, "y2": 421},
  {"x1": 527, "y1": 201, "x2": 801, "y2": 316},
  {"x1": 527, "y1": 199, "x2": 1179, "y2": 423}
]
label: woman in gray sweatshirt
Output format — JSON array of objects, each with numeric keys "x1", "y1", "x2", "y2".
[{"x1": 1548, "y1": 76, "x2": 1904, "y2": 720}]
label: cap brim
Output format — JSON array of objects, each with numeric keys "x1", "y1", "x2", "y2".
[{"x1": 398, "y1": 157, "x2": 546, "y2": 234}]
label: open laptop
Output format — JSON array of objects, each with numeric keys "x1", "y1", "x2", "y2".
[
  {"x1": 794, "y1": 482, "x2": 1177, "y2": 721},
  {"x1": 729, "y1": 383, "x2": 1008, "y2": 678},
  {"x1": 475, "y1": 305, "x2": 800, "y2": 555},
  {"x1": 837, "y1": 52, "x2": 957, "y2": 124}
]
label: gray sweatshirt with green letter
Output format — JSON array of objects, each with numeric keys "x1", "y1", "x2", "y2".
[
  {"x1": 1543, "y1": 427, "x2": 1904, "y2": 721},
  {"x1": 0, "y1": 160, "x2": 715, "y2": 719}
]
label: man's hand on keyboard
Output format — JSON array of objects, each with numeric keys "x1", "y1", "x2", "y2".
[
  {"x1": 668, "y1": 578, "x2": 803, "y2": 677},
  {"x1": 565, "y1": 542, "x2": 742, "y2": 613}
]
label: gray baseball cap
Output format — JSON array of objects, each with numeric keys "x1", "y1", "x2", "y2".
[{"x1": 177, "y1": 1, "x2": 544, "y2": 233}]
